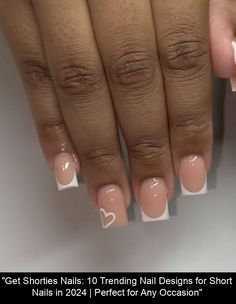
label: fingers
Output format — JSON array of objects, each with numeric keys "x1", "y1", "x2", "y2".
[
  {"x1": 88, "y1": 0, "x2": 174, "y2": 221},
  {"x1": 210, "y1": 0, "x2": 236, "y2": 89},
  {"x1": 32, "y1": 0, "x2": 130, "y2": 227},
  {"x1": 0, "y1": 0, "x2": 215, "y2": 230},
  {"x1": 0, "y1": 0, "x2": 79, "y2": 190},
  {"x1": 152, "y1": 0, "x2": 212, "y2": 195}
]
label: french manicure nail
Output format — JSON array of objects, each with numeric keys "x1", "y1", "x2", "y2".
[
  {"x1": 54, "y1": 152, "x2": 78, "y2": 191},
  {"x1": 179, "y1": 155, "x2": 207, "y2": 195},
  {"x1": 230, "y1": 77, "x2": 236, "y2": 92},
  {"x1": 97, "y1": 185, "x2": 128, "y2": 229},
  {"x1": 232, "y1": 41, "x2": 236, "y2": 64},
  {"x1": 230, "y1": 41, "x2": 236, "y2": 91},
  {"x1": 139, "y1": 178, "x2": 169, "y2": 222}
]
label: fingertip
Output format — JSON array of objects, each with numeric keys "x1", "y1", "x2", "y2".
[
  {"x1": 210, "y1": 26, "x2": 235, "y2": 78},
  {"x1": 210, "y1": 4, "x2": 236, "y2": 78}
]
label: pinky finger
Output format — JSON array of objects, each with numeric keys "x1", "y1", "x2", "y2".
[{"x1": 0, "y1": 0, "x2": 79, "y2": 190}]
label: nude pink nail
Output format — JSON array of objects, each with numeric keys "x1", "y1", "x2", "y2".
[
  {"x1": 97, "y1": 185, "x2": 128, "y2": 229},
  {"x1": 230, "y1": 77, "x2": 236, "y2": 92},
  {"x1": 139, "y1": 178, "x2": 169, "y2": 222},
  {"x1": 232, "y1": 41, "x2": 236, "y2": 63},
  {"x1": 179, "y1": 155, "x2": 207, "y2": 195},
  {"x1": 54, "y1": 152, "x2": 78, "y2": 191},
  {"x1": 230, "y1": 41, "x2": 236, "y2": 91}
]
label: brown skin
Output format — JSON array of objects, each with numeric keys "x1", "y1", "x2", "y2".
[{"x1": 0, "y1": 0, "x2": 212, "y2": 208}]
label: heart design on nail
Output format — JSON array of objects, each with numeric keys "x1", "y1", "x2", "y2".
[{"x1": 100, "y1": 208, "x2": 116, "y2": 229}]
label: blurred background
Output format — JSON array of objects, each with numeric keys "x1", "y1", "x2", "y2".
[{"x1": 0, "y1": 33, "x2": 235, "y2": 272}]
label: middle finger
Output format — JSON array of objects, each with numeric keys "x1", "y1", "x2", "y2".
[{"x1": 88, "y1": 0, "x2": 174, "y2": 221}]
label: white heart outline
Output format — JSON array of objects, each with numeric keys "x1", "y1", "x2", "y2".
[{"x1": 100, "y1": 208, "x2": 116, "y2": 229}]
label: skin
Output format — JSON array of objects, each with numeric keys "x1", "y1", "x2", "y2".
[
  {"x1": 0, "y1": 0, "x2": 214, "y2": 210},
  {"x1": 210, "y1": 0, "x2": 236, "y2": 78}
]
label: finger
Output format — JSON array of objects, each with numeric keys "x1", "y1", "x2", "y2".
[
  {"x1": 88, "y1": 0, "x2": 174, "y2": 221},
  {"x1": 152, "y1": 0, "x2": 212, "y2": 195},
  {"x1": 0, "y1": 0, "x2": 80, "y2": 191},
  {"x1": 32, "y1": 0, "x2": 130, "y2": 228},
  {"x1": 210, "y1": 0, "x2": 236, "y2": 89}
]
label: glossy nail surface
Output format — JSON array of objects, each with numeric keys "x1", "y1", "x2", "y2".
[
  {"x1": 179, "y1": 155, "x2": 207, "y2": 195},
  {"x1": 232, "y1": 41, "x2": 236, "y2": 63},
  {"x1": 139, "y1": 178, "x2": 169, "y2": 222},
  {"x1": 230, "y1": 41, "x2": 236, "y2": 91},
  {"x1": 230, "y1": 77, "x2": 236, "y2": 92},
  {"x1": 54, "y1": 153, "x2": 78, "y2": 191},
  {"x1": 97, "y1": 185, "x2": 128, "y2": 229}
]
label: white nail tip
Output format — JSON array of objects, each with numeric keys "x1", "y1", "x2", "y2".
[
  {"x1": 230, "y1": 78, "x2": 236, "y2": 92},
  {"x1": 56, "y1": 171, "x2": 78, "y2": 191},
  {"x1": 141, "y1": 202, "x2": 169, "y2": 222},
  {"x1": 232, "y1": 41, "x2": 236, "y2": 64},
  {"x1": 180, "y1": 179, "x2": 207, "y2": 196}
]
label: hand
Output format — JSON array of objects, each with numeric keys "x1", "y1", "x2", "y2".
[{"x1": 0, "y1": 0, "x2": 212, "y2": 228}]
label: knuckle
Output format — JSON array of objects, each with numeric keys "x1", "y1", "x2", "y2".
[
  {"x1": 160, "y1": 28, "x2": 209, "y2": 74},
  {"x1": 21, "y1": 59, "x2": 51, "y2": 86},
  {"x1": 39, "y1": 120, "x2": 67, "y2": 141},
  {"x1": 108, "y1": 49, "x2": 158, "y2": 90},
  {"x1": 55, "y1": 59, "x2": 104, "y2": 97},
  {"x1": 173, "y1": 111, "x2": 210, "y2": 138},
  {"x1": 129, "y1": 138, "x2": 169, "y2": 164},
  {"x1": 84, "y1": 146, "x2": 120, "y2": 170}
]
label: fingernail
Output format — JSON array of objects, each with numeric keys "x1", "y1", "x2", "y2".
[
  {"x1": 230, "y1": 41, "x2": 236, "y2": 91},
  {"x1": 179, "y1": 155, "x2": 207, "y2": 195},
  {"x1": 232, "y1": 41, "x2": 236, "y2": 63},
  {"x1": 230, "y1": 77, "x2": 236, "y2": 92},
  {"x1": 54, "y1": 152, "x2": 78, "y2": 191},
  {"x1": 139, "y1": 178, "x2": 169, "y2": 222},
  {"x1": 98, "y1": 185, "x2": 128, "y2": 229}
]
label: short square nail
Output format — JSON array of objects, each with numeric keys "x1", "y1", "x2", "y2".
[
  {"x1": 232, "y1": 41, "x2": 236, "y2": 63},
  {"x1": 54, "y1": 153, "x2": 78, "y2": 191},
  {"x1": 139, "y1": 178, "x2": 169, "y2": 222},
  {"x1": 230, "y1": 41, "x2": 236, "y2": 91},
  {"x1": 141, "y1": 203, "x2": 169, "y2": 222},
  {"x1": 179, "y1": 155, "x2": 207, "y2": 196},
  {"x1": 230, "y1": 77, "x2": 236, "y2": 92},
  {"x1": 97, "y1": 185, "x2": 128, "y2": 229}
]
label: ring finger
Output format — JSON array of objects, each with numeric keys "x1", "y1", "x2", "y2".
[{"x1": 152, "y1": 0, "x2": 212, "y2": 195}]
